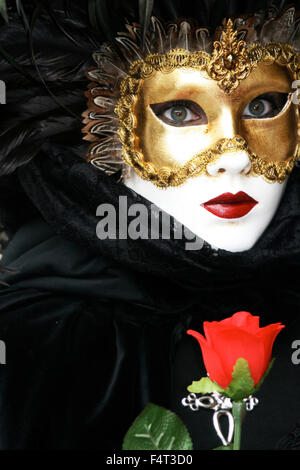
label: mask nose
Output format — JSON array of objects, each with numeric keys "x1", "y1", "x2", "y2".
[
  {"x1": 206, "y1": 150, "x2": 252, "y2": 176},
  {"x1": 206, "y1": 106, "x2": 251, "y2": 176}
]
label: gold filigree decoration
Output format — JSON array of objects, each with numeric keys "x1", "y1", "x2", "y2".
[
  {"x1": 117, "y1": 125, "x2": 298, "y2": 187},
  {"x1": 112, "y1": 19, "x2": 300, "y2": 187},
  {"x1": 207, "y1": 19, "x2": 253, "y2": 93},
  {"x1": 116, "y1": 20, "x2": 300, "y2": 96}
]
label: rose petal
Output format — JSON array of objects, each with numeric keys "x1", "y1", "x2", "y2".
[
  {"x1": 203, "y1": 312, "x2": 260, "y2": 350},
  {"x1": 211, "y1": 327, "x2": 267, "y2": 386},
  {"x1": 187, "y1": 329, "x2": 229, "y2": 388},
  {"x1": 226, "y1": 311, "x2": 260, "y2": 331},
  {"x1": 257, "y1": 323, "x2": 285, "y2": 364}
]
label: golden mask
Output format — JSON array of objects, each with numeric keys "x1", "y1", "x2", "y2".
[{"x1": 115, "y1": 20, "x2": 300, "y2": 188}]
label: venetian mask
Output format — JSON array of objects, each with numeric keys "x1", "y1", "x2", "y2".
[{"x1": 83, "y1": 16, "x2": 300, "y2": 252}]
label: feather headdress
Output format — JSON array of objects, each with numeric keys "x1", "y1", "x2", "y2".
[{"x1": 82, "y1": 3, "x2": 300, "y2": 179}]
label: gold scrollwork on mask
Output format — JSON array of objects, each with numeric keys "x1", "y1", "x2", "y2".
[
  {"x1": 117, "y1": 130, "x2": 298, "y2": 187},
  {"x1": 208, "y1": 19, "x2": 253, "y2": 93},
  {"x1": 118, "y1": 19, "x2": 300, "y2": 94}
]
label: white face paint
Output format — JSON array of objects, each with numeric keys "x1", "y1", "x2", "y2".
[{"x1": 124, "y1": 149, "x2": 287, "y2": 252}]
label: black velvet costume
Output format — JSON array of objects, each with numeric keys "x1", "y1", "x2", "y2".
[{"x1": 1, "y1": 0, "x2": 300, "y2": 450}]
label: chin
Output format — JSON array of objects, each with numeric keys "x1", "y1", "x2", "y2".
[{"x1": 188, "y1": 222, "x2": 266, "y2": 253}]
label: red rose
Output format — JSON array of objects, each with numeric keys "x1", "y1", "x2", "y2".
[{"x1": 187, "y1": 311, "x2": 285, "y2": 389}]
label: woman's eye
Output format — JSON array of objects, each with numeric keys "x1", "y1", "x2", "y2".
[
  {"x1": 150, "y1": 100, "x2": 208, "y2": 127},
  {"x1": 242, "y1": 93, "x2": 289, "y2": 119},
  {"x1": 244, "y1": 99, "x2": 271, "y2": 117},
  {"x1": 165, "y1": 105, "x2": 190, "y2": 123}
]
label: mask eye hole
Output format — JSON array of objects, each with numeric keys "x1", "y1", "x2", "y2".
[
  {"x1": 242, "y1": 92, "x2": 290, "y2": 120},
  {"x1": 150, "y1": 100, "x2": 208, "y2": 127}
]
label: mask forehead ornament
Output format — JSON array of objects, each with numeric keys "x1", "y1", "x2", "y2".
[
  {"x1": 206, "y1": 18, "x2": 253, "y2": 93},
  {"x1": 83, "y1": 14, "x2": 300, "y2": 188}
]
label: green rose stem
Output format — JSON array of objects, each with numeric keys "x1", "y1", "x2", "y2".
[{"x1": 232, "y1": 401, "x2": 247, "y2": 450}]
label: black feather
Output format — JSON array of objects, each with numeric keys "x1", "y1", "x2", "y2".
[
  {"x1": 15, "y1": 0, "x2": 31, "y2": 31},
  {"x1": 139, "y1": 0, "x2": 154, "y2": 47},
  {"x1": 0, "y1": 0, "x2": 8, "y2": 23},
  {"x1": 88, "y1": 0, "x2": 114, "y2": 42}
]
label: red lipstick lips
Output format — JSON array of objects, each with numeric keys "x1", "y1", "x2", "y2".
[{"x1": 201, "y1": 191, "x2": 258, "y2": 219}]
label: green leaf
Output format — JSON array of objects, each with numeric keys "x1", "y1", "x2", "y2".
[
  {"x1": 223, "y1": 358, "x2": 255, "y2": 401},
  {"x1": 187, "y1": 377, "x2": 224, "y2": 394},
  {"x1": 0, "y1": 0, "x2": 8, "y2": 23},
  {"x1": 122, "y1": 403, "x2": 193, "y2": 450},
  {"x1": 254, "y1": 357, "x2": 275, "y2": 394}
]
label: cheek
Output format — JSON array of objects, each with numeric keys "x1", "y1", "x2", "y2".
[
  {"x1": 241, "y1": 104, "x2": 298, "y2": 162},
  {"x1": 136, "y1": 108, "x2": 211, "y2": 167},
  {"x1": 152, "y1": 128, "x2": 203, "y2": 165},
  {"x1": 249, "y1": 179, "x2": 287, "y2": 216}
]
